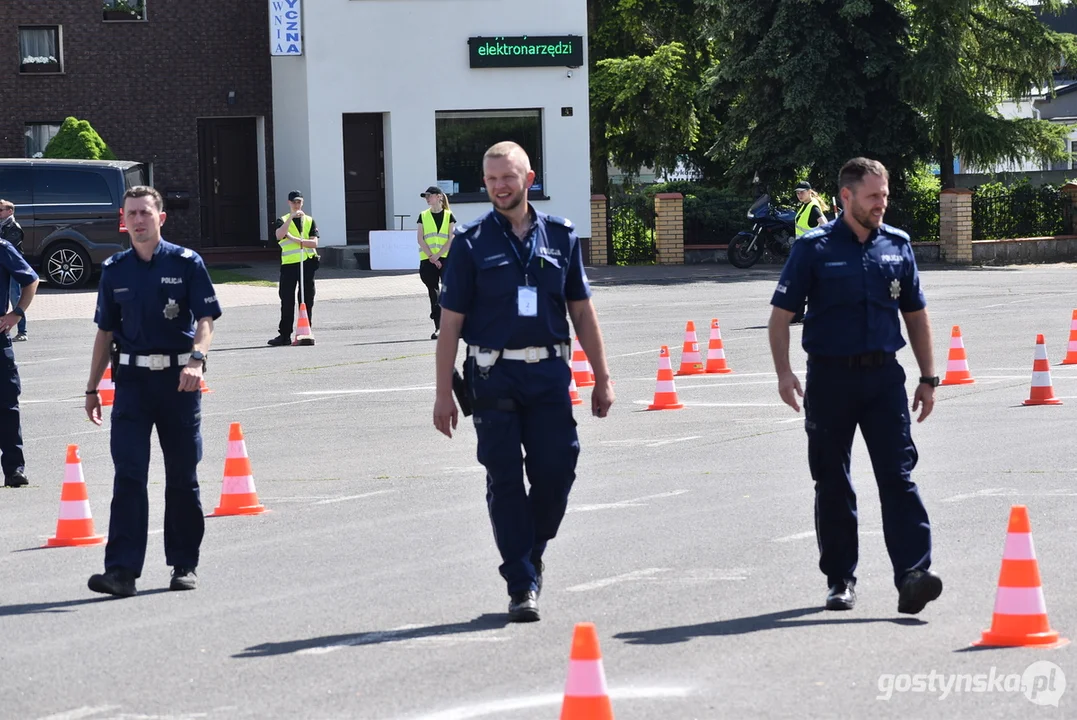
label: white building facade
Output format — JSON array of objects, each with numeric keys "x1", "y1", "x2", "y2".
[{"x1": 270, "y1": 0, "x2": 591, "y2": 261}]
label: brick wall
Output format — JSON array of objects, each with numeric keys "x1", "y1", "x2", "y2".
[
  {"x1": 939, "y1": 188, "x2": 972, "y2": 263},
  {"x1": 654, "y1": 193, "x2": 684, "y2": 265},
  {"x1": 589, "y1": 195, "x2": 608, "y2": 266},
  {"x1": 0, "y1": 1, "x2": 275, "y2": 248}
]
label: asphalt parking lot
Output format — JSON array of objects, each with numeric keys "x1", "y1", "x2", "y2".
[{"x1": 2, "y1": 261, "x2": 1077, "y2": 719}]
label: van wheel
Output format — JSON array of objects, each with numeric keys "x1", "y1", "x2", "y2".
[{"x1": 44, "y1": 242, "x2": 91, "y2": 289}]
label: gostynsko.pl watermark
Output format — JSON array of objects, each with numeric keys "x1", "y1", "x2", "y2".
[{"x1": 877, "y1": 661, "x2": 1065, "y2": 706}]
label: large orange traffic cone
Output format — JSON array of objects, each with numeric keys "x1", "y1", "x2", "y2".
[
  {"x1": 647, "y1": 346, "x2": 684, "y2": 410},
  {"x1": 210, "y1": 423, "x2": 266, "y2": 516},
  {"x1": 1024, "y1": 335, "x2": 1062, "y2": 406},
  {"x1": 973, "y1": 505, "x2": 1068, "y2": 648},
  {"x1": 46, "y1": 445, "x2": 105, "y2": 547},
  {"x1": 675, "y1": 321, "x2": 704, "y2": 376},
  {"x1": 293, "y1": 303, "x2": 315, "y2": 346},
  {"x1": 568, "y1": 374, "x2": 583, "y2": 406},
  {"x1": 97, "y1": 365, "x2": 115, "y2": 407},
  {"x1": 941, "y1": 325, "x2": 974, "y2": 385},
  {"x1": 572, "y1": 337, "x2": 595, "y2": 388},
  {"x1": 1062, "y1": 310, "x2": 1077, "y2": 365},
  {"x1": 704, "y1": 318, "x2": 732, "y2": 374},
  {"x1": 560, "y1": 622, "x2": 613, "y2": 720}
]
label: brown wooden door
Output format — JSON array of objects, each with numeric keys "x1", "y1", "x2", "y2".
[
  {"x1": 198, "y1": 118, "x2": 260, "y2": 248},
  {"x1": 342, "y1": 113, "x2": 386, "y2": 244}
]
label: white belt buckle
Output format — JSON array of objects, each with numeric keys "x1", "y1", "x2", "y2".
[
  {"x1": 524, "y1": 347, "x2": 540, "y2": 363},
  {"x1": 148, "y1": 354, "x2": 167, "y2": 371}
]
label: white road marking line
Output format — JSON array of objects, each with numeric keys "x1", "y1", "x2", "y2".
[
  {"x1": 258, "y1": 495, "x2": 336, "y2": 503},
  {"x1": 632, "y1": 400, "x2": 785, "y2": 407},
  {"x1": 295, "y1": 385, "x2": 435, "y2": 395},
  {"x1": 297, "y1": 624, "x2": 505, "y2": 655},
  {"x1": 980, "y1": 292, "x2": 1077, "y2": 309},
  {"x1": 442, "y1": 465, "x2": 485, "y2": 474},
  {"x1": 35, "y1": 707, "x2": 121, "y2": 720},
  {"x1": 773, "y1": 530, "x2": 815, "y2": 543},
  {"x1": 565, "y1": 568, "x2": 670, "y2": 592},
  {"x1": 942, "y1": 488, "x2": 1016, "y2": 503},
  {"x1": 600, "y1": 436, "x2": 701, "y2": 448},
  {"x1": 18, "y1": 357, "x2": 72, "y2": 365},
  {"x1": 609, "y1": 349, "x2": 660, "y2": 358},
  {"x1": 315, "y1": 489, "x2": 395, "y2": 505},
  {"x1": 569, "y1": 489, "x2": 688, "y2": 513},
  {"x1": 405, "y1": 687, "x2": 693, "y2": 720}
]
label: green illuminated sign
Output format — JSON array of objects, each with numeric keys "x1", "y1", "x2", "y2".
[{"x1": 468, "y1": 36, "x2": 583, "y2": 69}]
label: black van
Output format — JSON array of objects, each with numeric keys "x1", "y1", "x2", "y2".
[{"x1": 0, "y1": 159, "x2": 148, "y2": 288}]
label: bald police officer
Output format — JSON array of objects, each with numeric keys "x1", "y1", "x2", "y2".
[
  {"x1": 84, "y1": 186, "x2": 222, "y2": 597},
  {"x1": 433, "y1": 141, "x2": 614, "y2": 622},
  {"x1": 768, "y1": 158, "x2": 942, "y2": 615}
]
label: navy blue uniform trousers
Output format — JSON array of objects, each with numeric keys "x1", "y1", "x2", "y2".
[
  {"x1": 804, "y1": 357, "x2": 932, "y2": 589},
  {"x1": 468, "y1": 355, "x2": 580, "y2": 595},
  {"x1": 105, "y1": 366, "x2": 205, "y2": 576},
  {"x1": 0, "y1": 336, "x2": 25, "y2": 477}
]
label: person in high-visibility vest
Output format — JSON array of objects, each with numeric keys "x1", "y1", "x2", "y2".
[
  {"x1": 794, "y1": 181, "x2": 830, "y2": 237},
  {"x1": 417, "y1": 186, "x2": 456, "y2": 340},
  {"x1": 268, "y1": 190, "x2": 320, "y2": 347}
]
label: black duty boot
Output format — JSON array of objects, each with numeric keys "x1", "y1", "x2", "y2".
[
  {"x1": 898, "y1": 570, "x2": 943, "y2": 615},
  {"x1": 88, "y1": 568, "x2": 137, "y2": 598},
  {"x1": 169, "y1": 567, "x2": 197, "y2": 591},
  {"x1": 267, "y1": 335, "x2": 290, "y2": 347},
  {"x1": 508, "y1": 591, "x2": 540, "y2": 622},
  {"x1": 825, "y1": 580, "x2": 856, "y2": 610},
  {"x1": 4, "y1": 470, "x2": 28, "y2": 487}
]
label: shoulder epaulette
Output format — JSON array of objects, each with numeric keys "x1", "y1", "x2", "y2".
[
  {"x1": 102, "y1": 248, "x2": 132, "y2": 267},
  {"x1": 880, "y1": 223, "x2": 911, "y2": 242}
]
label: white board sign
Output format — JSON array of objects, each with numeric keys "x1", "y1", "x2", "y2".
[{"x1": 270, "y1": 0, "x2": 302, "y2": 56}]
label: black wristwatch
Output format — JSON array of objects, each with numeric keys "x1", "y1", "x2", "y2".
[
  {"x1": 919, "y1": 376, "x2": 940, "y2": 388},
  {"x1": 12, "y1": 306, "x2": 24, "y2": 318},
  {"x1": 189, "y1": 350, "x2": 206, "y2": 369}
]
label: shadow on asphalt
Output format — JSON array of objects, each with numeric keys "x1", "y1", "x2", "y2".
[
  {"x1": 0, "y1": 588, "x2": 172, "y2": 616},
  {"x1": 232, "y1": 612, "x2": 511, "y2": 658},
  {"x1": 614, "y1": 606, "x2": 924, "y2": 644}
]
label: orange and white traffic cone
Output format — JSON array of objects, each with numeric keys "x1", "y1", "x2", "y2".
[
  {"x1": 46, "y1": 445, "x2": 105, "y2": 547},
  {"x1": 199, "y1": 377, "x2": 211, "y2": 394},
  {"x1": 1024, "y1": 335, "x2": 1062, "y2": 406},
  {"x1": 647, "y1": 346, "x2": 684, "y2": 410},
  {"x1": 973, "y1": 505, "x2": 1068, "y2": 648},
  {"x1": 210, "y1": 423, "x2": 266, "y2": 516},
  {"x1": 559, "y1": 622, "x2": 614, "y2": 720},
  {"x1": 293, "y1": 303, "x2": 315, "y2": 346},
  {"x1": 704, "y1": 318, "x2": 732, "y2": 374},
  {"x1": 675, "y1": 321, "x2": 704, "y2": 376},
  {"x1": 568, "y1": 374, "x2": 583, "y2": 406},
  {"x1": 941, "y1": 325, "x2": 974, "y2": 385},
  {"x1": 97, "y1": 365, "x2": 115, "y2": 407},
  {"x1": 572, "y1": 337, "x2": 595, "y2": 388},
  {"x1": 1062, "y1": 310, "x2": 1077, "y2": 364}
]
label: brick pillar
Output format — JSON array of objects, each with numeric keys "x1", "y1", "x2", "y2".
[
  {"x1": 1061, "y1": 182, "x2": 1077, "y2": 234},
  {"x1": 654, "y1": 193, "x2": 684, "y2": 265},
  {"x1": 589, "y1": 195, "x2": 609, "y2": 265},
  {"x1": 939, "y1": 188, "x2": 973, "y2": 264}
]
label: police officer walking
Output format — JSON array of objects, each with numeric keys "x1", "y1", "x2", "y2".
[
  {"x1": 767, "y1": 157, "x2": 942, "y2": 615},
  {"x1": 84, "y1": 186, "x2": 222, "y2": 597},
  {"x1": 268, "y1": 190, "x2": 319, "y2": 346},
  {"x1": 433, "y1": 141, "x2": 614, "y2": 622},
  {"x1": 0, "y1": 199, "x2": 37, "y2": 488},
  {"x1": 0, "y1": 200, "x2": 29, "y2": 341}
]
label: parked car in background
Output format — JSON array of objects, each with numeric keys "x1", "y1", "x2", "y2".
[{"x1": 0, "y1": 159, "x2": 147, "y2": 288}]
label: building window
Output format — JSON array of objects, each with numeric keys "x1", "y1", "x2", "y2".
[
  {"x1": 19, "y1": 27, "x2": 61, "y2": 73},
  {"x1": 434, "y1": 109, "x2": 545, "y2": 201},
  {"x1": 25, "y1": 122, "x2": 62, "y2": 158},
  {"x1": 103, "y1": 1, "x2": 146, "y2": 22}
]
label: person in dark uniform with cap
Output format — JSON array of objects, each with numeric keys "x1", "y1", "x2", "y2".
[
  {"x1": 0, "y1": 198, "x2": 38, "y2": 487},
  {"x1": 433, "y1": 141, "x2": 615, "y2": 622},
  {"x1": 767, "y1": 157, "x2": 942, "y2": 615},
  {"x1": 268, "y1": 190, "x2": 320, "y2": 346},
  {"x1": 84, "y1": 186, "x2": 222, "y2": 597}
]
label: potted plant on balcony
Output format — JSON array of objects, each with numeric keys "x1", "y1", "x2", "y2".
[
  {"x1": 20, "y1": 55, "x2": 60, "y2": 73},
  {"x1": 103, "y1": 0, "x2": 144, "y2": 21}
]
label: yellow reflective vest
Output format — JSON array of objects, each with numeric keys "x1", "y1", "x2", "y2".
[
  {"x1": 419, "y1": 209, "x2": 452, "y2": 260},
  {"x1": 795, "y1": 199, "x2": 826, "y2": 237},
  {"x1": 279, "y1": 214, "x2": 316, "y2": 265}
]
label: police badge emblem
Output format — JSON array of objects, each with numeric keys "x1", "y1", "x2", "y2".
[
  {"x1": 163, "y1": 298, "x2": 180, "y2": 320},
  {"x1": 889, "y1": 279, "x2": 901, "y2": 299}
]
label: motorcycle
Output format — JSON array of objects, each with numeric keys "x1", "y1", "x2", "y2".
[{"x1": 726, "y1": 193, "x2": 797, "y2": 269}]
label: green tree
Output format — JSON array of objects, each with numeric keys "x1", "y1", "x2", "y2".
[
  {"x1": 43, "y1": 117, "x2": 117, "y2": 160},
  {"x1": 905, "y1": 0, "x2": 1077, "y2": 189},
  {"x1": 704, "y1": 0, "x2": 929, "y2": 194},
  {"x1": 588, "y1": 0, "x2": 718, "y2": 192}
]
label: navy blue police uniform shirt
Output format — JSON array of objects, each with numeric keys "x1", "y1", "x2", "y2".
[
  {"x1": 770, "y1": 218, "x2": 926, "y2": 356},
  {"x1": 94, "y1": 240, "x2": 223, "y2": 355},
  {"x1": 439, "y1": 208, "x2": 591, "y2": 349},
  {"x1": 0, "y1": 239, "x2": 38, "y2": 302}
]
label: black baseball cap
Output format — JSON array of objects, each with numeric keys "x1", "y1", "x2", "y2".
[
  {"x1": 420, "y1": 186, "x2": 443, "y2": 197},
  {"x1": 794, "y1": 181, "x2": 812, "y2": 192},
  {"x1": 288, "y1": 190, "x2": 304, "y2": 201}
]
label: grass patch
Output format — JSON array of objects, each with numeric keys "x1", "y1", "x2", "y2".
[{"x1": 208, "y1": 268, "x2": 276, "y2": 287}]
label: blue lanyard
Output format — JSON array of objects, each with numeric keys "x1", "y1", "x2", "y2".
[{"x1": 506, "y1": 229, "x2": 537, "y2": 281}]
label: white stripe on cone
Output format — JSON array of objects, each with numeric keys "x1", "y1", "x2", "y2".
[
  {"x1": 947, "y1": 359, "x2": 969, "y2": 371},
  {"x1": 64, "y1": 464, "x2": 84, "y2": 484},
  {"x1": 564, "y1": 659, "x2": 609, "y2": 697},
  {"x1": 1002, "y1": 533, "x2": 1036, "y2": 560},
  {"x1": 993, "y1": 586, "x2": 1048, "y2": 615},
  {"x1": 654, "y1": 380, "x2": 677, "y2": 393},
  {"x1": 950, "y1": 337, "x2": 964, "y2": 349},
  {"x1": 1035, "y1": 344, "x2": 1049, "y2": 360},
  {"x1": 223, "y1": 475, "x2": 256, "y2": 495},
  {"x1": 228, "y1": 440, "x2": 246, "y2": 457},
  {"x1": 58, "y1": 500, "x2": 92, "y2": 520},
  {"x1": 1031, "y1": 371, "x2": 1053, "y2": 387}
]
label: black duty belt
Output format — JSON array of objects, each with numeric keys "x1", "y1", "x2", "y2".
[{"x1": 809, "y1": 351, "x2": 895, "y2": 368}]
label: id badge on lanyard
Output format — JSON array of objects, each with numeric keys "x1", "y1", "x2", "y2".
[{"x1": 510, "y1": 234, "x2": 539, "y2": 317}]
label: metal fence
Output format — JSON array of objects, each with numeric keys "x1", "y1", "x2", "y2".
[
  {"x1": 607, "y1": 194, "x2": 656, "y2": 265},
  {"x1": 973, "y1": 186, "x2": 1069, "y2": 241},
  {"x1": 885, "y1": 194, "x2": 939, "y2": 242}
]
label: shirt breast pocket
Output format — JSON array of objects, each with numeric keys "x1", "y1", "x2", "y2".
[
  {"x1": 873, "y1": 261, "x2": 904, "y2": 307},
  {"x1": 535, "y1": 254, "x2": 565, "y2": 294},
  {"x1": 158, "y1": 285, "x2": 190, "y2": 327},
  {"x1": 475, "y1": 256, "x2": 517, "y2": 304},
  {"x1": 816, "y1": 264, "x2": 862, "y2": 306}
]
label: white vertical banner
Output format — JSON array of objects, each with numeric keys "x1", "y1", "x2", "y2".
[{"x1": 269, "y1": 0, "x2": 303, "y2": 56}]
